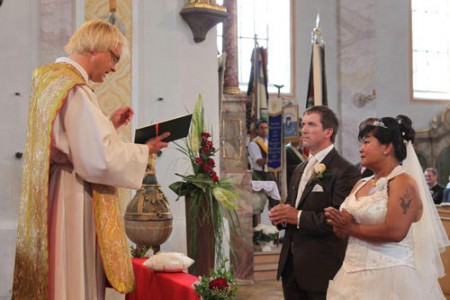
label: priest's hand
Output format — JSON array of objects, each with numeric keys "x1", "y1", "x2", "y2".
[
  {"x1": 146, "y1": 132, "x2": 170, "y2": 154},
  {"x1": 269, "y1": 204, "x2": 298, "y2": 225},
  {"x1": 110, "y1": 106, "x2": 134, "y2": 129}
]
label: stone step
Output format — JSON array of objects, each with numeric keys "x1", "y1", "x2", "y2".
[
  {"x1": 253, "y1": 269, "x2": 278, "y2": 281},
  {"x1": 253, "y1": 244, "x2": 281, "y2": 281},
  {"x1": 254, "y1": 262, "x2": 278, "y2": 271},
  {"x1": 254, "y1": 253, "x2": 279, "y2": 264}
]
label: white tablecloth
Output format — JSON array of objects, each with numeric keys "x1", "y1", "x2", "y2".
[{"x1": 252, "y1": 181, "x2": 281, "y2": 200}]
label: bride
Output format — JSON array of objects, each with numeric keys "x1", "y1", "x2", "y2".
[{"x1": 325, "y1": 115, "x2": 449, "y2": 299}]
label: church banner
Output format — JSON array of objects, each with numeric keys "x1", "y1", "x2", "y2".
[
  {"x1": 283, "y1": 104, "x2": 299, "y2": 143},
  {"x1": 268, "y1": 98, "x2": 282, "y2": 172}
]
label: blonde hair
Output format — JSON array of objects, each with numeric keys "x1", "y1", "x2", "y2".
[{"x1": 65, "y1": 19, "x2": 128, "y2": 56}]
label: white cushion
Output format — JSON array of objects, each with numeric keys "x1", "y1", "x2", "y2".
[{"x1": 143, "y1": 252, "x2": 195, "y2": 273}]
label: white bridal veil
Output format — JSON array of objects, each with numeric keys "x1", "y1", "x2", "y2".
[{"x1": 404, "y1": 141, "x2": 450, "y2": 297}]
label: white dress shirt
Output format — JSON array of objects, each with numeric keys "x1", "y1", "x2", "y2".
[
  {"x1": 296, "y1": 144, "x2": 334, "y2": 228},
  {"x1": 248, "y1": 137, "x2": 268, "y2": 171}
]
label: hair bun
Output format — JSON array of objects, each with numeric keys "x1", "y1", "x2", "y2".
[{"x1": 396, "y1": 115, "x2": 415, "y2": 142}]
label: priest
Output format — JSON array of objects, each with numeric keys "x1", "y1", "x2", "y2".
[{"x1": 12, "y1": 19, "x2": 169, "y2": 300}]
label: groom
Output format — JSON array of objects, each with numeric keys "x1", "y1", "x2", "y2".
[{"x1": 269, "y1": 106, "x2": 360, "y2": 299}]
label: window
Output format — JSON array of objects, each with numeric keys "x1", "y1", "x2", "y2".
[
  {"x1": 217, "y1": 0, "x2": 294, "y2": 96},
  {"x1": 412, "y1": 1, "x2": 450, "y2": 100}
]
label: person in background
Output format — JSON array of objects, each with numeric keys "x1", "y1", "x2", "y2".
[
  {"x1": 248, "y1": 120, "x2": 275, "y2": 181},
  {"x1": 424, "y1": 167, "x2": 445, "y2": 204},
  {"x1": 355, "y1": 161, "x2": 374, "y2": 178},
  {"x1": 248, "y1": 120, "x2": 279, "y2": 227},
  {"x1": 355, "y1": 117, "x2": 376, "y2": 178},
  {"x1": 443, "y1": 175, "x2": 450, "y2": 203},
  {"x1": 12, "y1": 19, "x2": 169, "y2": 300},
  {"x1": 270, "y1": 106, "x2": 360, "y2": 300},
  {"x1": 325, "y1": 115, "x2": 448, "y2": 299}
]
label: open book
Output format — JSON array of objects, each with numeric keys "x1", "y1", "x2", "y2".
[{"x1": 134, "y1": 114, "x2": 192, "y2": 144}]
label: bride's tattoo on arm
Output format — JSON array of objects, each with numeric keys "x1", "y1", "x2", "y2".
[{"x1": 399, "y1": 188, "x2": 413, "y2": 214}]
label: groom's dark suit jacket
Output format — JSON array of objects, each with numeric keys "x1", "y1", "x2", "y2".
[{"x1": 277, "y1": 148, "x2": 360, "y2": 293}]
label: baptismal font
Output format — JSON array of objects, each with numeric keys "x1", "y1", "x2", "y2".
[{"x1": 124, "y1": 154, "x2": 173, "y2": 253}]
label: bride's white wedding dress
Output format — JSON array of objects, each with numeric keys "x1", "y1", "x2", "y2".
[{"x1": 327, "y1": 166, "x2": 445, "y2": 300}]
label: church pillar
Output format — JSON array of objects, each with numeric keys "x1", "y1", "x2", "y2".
[
  {"x1": 222, "y1": 0, "x2": 240, "y2": 95},
  {"x1": 221, "y1": 0, "x2": 254, "y2": 283},
  {"x1": 220, "y1": 95, "x2": 254, "y2": 283}
]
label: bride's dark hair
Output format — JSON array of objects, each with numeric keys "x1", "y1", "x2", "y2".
[{"x1": 358, "y1": 115, "x2": 415, "y2": 162}]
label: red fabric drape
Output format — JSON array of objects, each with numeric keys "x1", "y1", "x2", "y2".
[{"x1": 126, "y1": 258, "x2": 200, "y2": 300}]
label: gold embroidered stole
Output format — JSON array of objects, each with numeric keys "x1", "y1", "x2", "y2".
[
  {"x1": 92, "y1": 185, "x2": 136, "y2": 294},
  {"x1": 13, "y1": 63, "x2": 134, "y2": 299}
]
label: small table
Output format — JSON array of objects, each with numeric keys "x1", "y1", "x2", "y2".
[
  {"x1": 126, "y1": 258, "x2": 200, "y2": 300},
  {"x1": 252, "y1": 181, "x2": 281, "y2": 200}
]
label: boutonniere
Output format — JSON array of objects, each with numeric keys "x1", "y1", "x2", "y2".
[
  {"x1": 306, "y1": 163, "x2": 331, "y2": 186},
  {"x1": 314, "y1": 163, "x2": 327, "y2": 179}
]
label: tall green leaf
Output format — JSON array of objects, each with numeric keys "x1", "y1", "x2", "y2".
[{"x1": 189, "y1": 95, "x2": 205, "y2": 153}]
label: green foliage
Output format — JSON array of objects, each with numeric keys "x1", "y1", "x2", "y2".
[
  {"x1": 189, "y1": 95, "x2": 205, "y2": 153},
  {"x1": 130, "y1": 245, "x2": 148, "y2": 258},
  {"x1": 253, "y1": 231, "x2": 277, "y2": 244},
  {"x1": 194, "y1": 259, "x2": 238, "y2": 300}
]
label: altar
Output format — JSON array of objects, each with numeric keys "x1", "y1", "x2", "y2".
[{"x1": 126, "y1": 258, "x2": 200, "y2": 300}]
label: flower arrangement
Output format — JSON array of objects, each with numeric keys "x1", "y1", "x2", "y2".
[
  {"x1": 169, "y1": 95, "x2": 238, "y2": 266},
  {"x1": 314, "y1": 163, "x2": 327, "y2": 179},
  {"x1": 130, "y1": 245, "x2": 148, "y2": 258},
  {"x1": 253, "y1": 223, "x2": 279, "y2": 244},
  {"x1": 193, "y1": 259, "x2": 238, "y2": 300}
]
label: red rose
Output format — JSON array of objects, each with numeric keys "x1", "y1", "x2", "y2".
[
  {"x1": 209, "y1": 277, "x2": 228, "y2": 290},
  {"x1": 207, "y1": 158, "x2": 215, "y2": 167},
  {"x1": 205, "y1": 141, "x2": 213, "y2": 147},
  {"x1": 195, "y1": 157, "x2": 203, "y2": 165},
  {"x1": 211, "y1": 171, "x2": 219, "y2": 182},
  {"x1": 203, "y1": 164, "x2": 212, "y2": 172},
  {"x1": 201, "y1": 132, "x2": 211, "y2": 138}
]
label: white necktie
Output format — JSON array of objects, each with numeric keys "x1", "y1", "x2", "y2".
[{"x1": 294, "y1": 156, "x2": 317, "y2": 208}]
